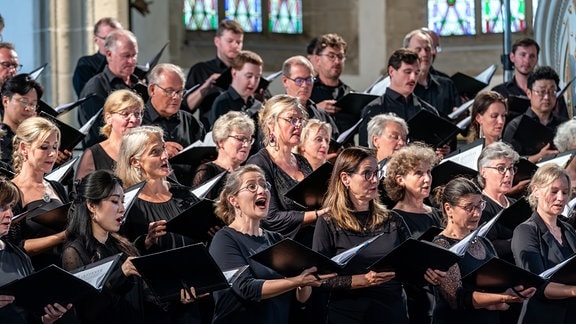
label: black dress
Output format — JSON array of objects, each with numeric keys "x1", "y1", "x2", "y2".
[
  {"x1": 480, "y1": 195, "x2": 516, "y2": 263},
  {"x1": 432, "y1": 234, "x2": 500, "y2": 324},
  {"x1": 192, "y1": 161, "x2": 227, "y2": 200},
  {"x1": 87, "y1": 143, "x2": 115, "y2": 171},
  {"x1": 313, "y1": 211, "x2": 411, "y2": 324},
  {"x1": 61, "y1": 237, "x2": 144, "y2": 324},
  {"x1": 209, "y1": 226, "x2": 289, "y2": 324}
]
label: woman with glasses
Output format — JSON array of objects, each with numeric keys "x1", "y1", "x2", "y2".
[
  {"x1": 62, "y1": 170, "x2": 144, "y2": 323},
  {"x1": 512, "y1": 164, "x2": 576, "y2": 323},
  {"x1": 0, "y1": 74, "x2": 42, "y2": 165},
  {"x1": 116, "y1": 126, "x2": 202, "y2": 323},
  {"x1": 476, "y1": 142, "x2": 520, "y2": 263},
  {"x1": 209, "y1": 165, "x2": 334, "y2": 323},
  {"x1": 468, "y1": 91, "x2": 507, "y2": 146},
  {"x1": 432, "y1": 177, "x2": 535, "y2": 324},
  {"x1": 76, "y1": 89, "x2": 144, "y2": 180},
  {"x1": 7, "y1": 117, "x2": 69, "y2": 270},
  {"x1": 247, "y1": 94, "x2": 328, "y2": 243},
  {"x1": 192, "y1": 111, "x2": 255, "y2": 200},
  {"x1": 313, "y1": 146, "x2": 445, "y2": 323},
  {"x1": 367, "y1": 113, "x2": 408, "y2": 164},
  {"x1": 294, "y1": 119, "x2": 332, "y2": 170}
]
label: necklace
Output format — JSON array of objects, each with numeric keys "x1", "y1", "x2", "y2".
[{"x1": 42, "y1": 180, "x2": 51, "y2": 203}]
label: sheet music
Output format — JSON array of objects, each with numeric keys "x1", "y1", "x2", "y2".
[
  {"x1": 477, "y1": 211, "x2": 502, "y2": 237},
  {"x1": 539, "y1": 254, "x2": 576, "y2": 279},
  {"x1": 177, "y1": 132, "x2": 216, "y2": 155},
  {"x1": 265, "y1": 70, "x2": 283, "y2": 82},
  {"x1": 448, "y1": 100, "x2": 474, "y2": 120},
  {"x1": 73, "y1": 259, "x2": 116, "y2": 290},
  {"x1": 562, "y1": 196, "x2": 576, "y2": 217},
  {"x1": 367, "y1": 76, "x2": 390, "y2": 95},
  {"x1": 191, "y1": 171, "x2": 226, "y2": 199},
  {"x1": 449, "y1": 225, "x2": 481, "y2": 256},
  {"x1": 336, "y1": 118, "x2": 363, "y2": 143},
  {"x1": 223, "y1": 265, "x2": 249, "y2": 285},
  {"x1": 79, "y1": 108, "x2": 103, "y2": 134},
  {"x1": 123, "y1": 184, "x2": 142, "y2": 212},
  {"x1": 331, "y1": 233, "x2": 383, "y2": 265},
  {"x1": 537, "y1": 152, "x2": 574, "y2": 168},
  {"x1": 441, "y1": 141, "x2": 483, "y2": 170},
  {"x1": 44, "y1": 157, "x2": 78, "y2": 182},
  {"x1": 474, "y1": 64, "x2": 498, "y2": 84}
]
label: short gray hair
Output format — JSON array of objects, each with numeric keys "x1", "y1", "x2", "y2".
[
  {"x1": 477, "y1": 141, "x2": 519, "y2": 187},
  {"x1": 554, "y1": 119, "x2": 576, "y2": 152},
  {"x1": 148, "y1": 63, "x2": 185, "y2": 86},
  {"x1": 366, "y1": 113, "x2": 408, "y2": 149},
  {"x1": 105, "y1": 29, "x2": 137, "y2": 52},
  {"x1": 212, "y1": 111, "x2": 255, "y2": 143}
]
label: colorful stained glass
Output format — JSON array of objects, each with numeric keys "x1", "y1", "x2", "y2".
[
  {"x1": 428, "y1": 0, "x2": 476, "y2": 36},
  {"x1": 184, "y1": 0, "x2": 219, "y2": 31},
  {"x1": 225, "y1": 0, "x2": 262, "y2": 32},
  {"x1": 269, "y1": 0, "x2": 303, "y2": 34},
  {"x1": 481, "y1": 0, "x2": 527, "y2": 33}
]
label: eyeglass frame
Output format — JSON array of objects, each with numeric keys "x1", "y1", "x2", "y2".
[
  {"x1": 278, "y1": 116, "x2": 307, "y2": 127},
  {"x1": 351, "y1": 169, "x2": 383, "y2": 181},
  {"x1": 12, "y1": 97, "x2": 39, "y2": 111},
  {"x1": 317, "y1": 53, "x2": 346, "y2": 62},
  {"x1": 455, "y1": 200, "x2": 487, "y2": 214},
  {"x1": 484, "y1": 165, "x2": 517, "y2": 175},
  {"x1": 228, "y1": 135, "x2": 255, "y2": 146},
  {"x1": 114, "y1": 110, "x2": 144, "y2": 120},
  {"x1": 238, "y1": 181, "x2": 272, "y2": 193},
  {"x1": 0, "y1": 61, "x2": 23, "y2": 71},
  {"x1": 154, "y1": 84, "x2": 186, "y2": 98},
  {"x1": 530, "y1": 88, "x2": 557, "y2": 97},
  {"x1": 284, "y1": 75, "x2": 314, "y2": 87}
]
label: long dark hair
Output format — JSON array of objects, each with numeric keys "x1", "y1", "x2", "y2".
[{"x1": 67, "y1": 170, "x2": 137, "y2": 262}]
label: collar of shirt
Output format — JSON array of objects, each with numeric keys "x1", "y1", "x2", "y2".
[
  {"x1": 386, "y1": 87, "x2": 414, "y2": 103},
  {"x1": 144, "y1": 100, "x2": 181, "y2": 123},
  {"x1": 102, "y1": 65, "x2": 139, "y2": 86},
  {"x1": 525, "y1": 106, "x2": 560, "y2": 127}
]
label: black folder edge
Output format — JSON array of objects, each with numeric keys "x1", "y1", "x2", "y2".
[
  {"x1": 190, "y1": 171, "x2": 227, "y2": 199},
  {"x1": 334, "y1": 93, "x2": 379, "y2": 115},
  {"x1": 443, "y1": 138, "x2": 485, "y2": 160},
  {"x1": 164, "y1": 199, "x2": 225, "y2": 241},
  {"x1": 122, "y1": 181, "x2": 147, "y2": 218},
  {"x1": 407, "y1": 109, "x2": 461, "y2": 148},
  {"x1": 39, "y1": 93, "x2": 97, "y2": 117},
  {"x1": 512, "y1": 115, "x2": 555, "y2": 155},
  {"x1": 44, "y1": 156, "x2": 79, "y2": 183},
  {"x1": 69, "y1": 253, "x2": 122, "y2": 291},
  {"x1": 513, "y1": 158, "x2": 538, "y2": 185},
  {"x1": 168, "y1": 145, "x2": 217, "y2": 166},
  {"x1": 329, "y1": 118, "x2": 363, "y2": 152},
  {"x1": 39, "y1": 111, "x2": 85, "y2": 152},
  {"x1": 540, "y1": 253, "x2": 576, "y2": 285},
  {"x1": 450, "y1": 72, "x2": 488, "y2": 97},
  {"x1": 537, "y1": 149, "x2": 576, "y2": 168},
  {"x1": 462, "y1": 257, "x2": 544, "y2": 292},
  {"x1": 27, "y1": 201, "x2": 72, "y2": 231},
  {"x1": 431, "y1": 160, "x2": 478, "y2": 191},
  {"x1": 131, "y1": 243, "x2": 230, "y2": 302},
  {"x1": 28, "y1": 63, "x2": 48, "y2": 81},
  {"x1": 284, "y1": 162, "x2": 333, "y2": 210}
]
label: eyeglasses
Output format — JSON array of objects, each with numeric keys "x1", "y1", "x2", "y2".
[
  {"x1": 318, "y1": 53, "x2": 346, "y2": 62},
  {"x1": 531, "y1": 89, "x2": 557, "y2": 97},
  {"x1": 228, "y1": 135, "x2": 255, "y2": 146},
  {"x1": 279, "y1": 116, "x2": 306, "y2": 127},
  {"x1": 239, "y1": 181, "x2": 272, "y2": 193},
  {"x1": 0, "y1": 61, "x2": 23, "y2": 71},
  {"x1": 13, "y1": 98, "x2": 39, "y2": 111},
  {"x1": 456, "y1": 200, "x2": 487, "y2": 214},
  {"x1": 284, "y1": 75, "x2": 314, "y2": 87},
  {"x1": 484, "y1": 165, "x2": 517, "y2": 175},
  {"x1": 384, "y1": 133, "x2": 406, "y2": 141},
  {"x1": 115, "y1": 110, "x2": 143, "y2": 120},
  {"x1": 353, "y1": 169, "x2": 383, "y2": 181},
  {"x1": 155, "y1": 84, "x2": 186, "y2": 98}
]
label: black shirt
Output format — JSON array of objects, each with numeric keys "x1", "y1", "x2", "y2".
[
  {"x1": 209, "y1": 86, "x2": 262, "y2": 126},
  {"x1": 72, "y1": 52, "x2": 106, "y2": 97},
  {"x1": 141, "y1": 100, "x2": 206, "y2": 185},
  {"x1": 358, "y1": 87, "x2": 439, "y2": 146},
  {"x1": 413, "y1": 73, "x2": 461, "y2": 117},
  {"x1": 78, "y1": 65, "x2": 143, "y2": 147},
  {"x1": 0, "y1": 123, "x2": 15, "y2": 165},
  {"x1": 304, "y1": 99, "x2": 340, "y2": 138},
  {"x1": 310, "y1": 78, "x2": 355, "y2": 132},
  {"x1": 185, "y1": 57, "x2": 229, "y2": 128}
]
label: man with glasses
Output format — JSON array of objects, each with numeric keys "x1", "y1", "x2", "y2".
[
  {"x1": 185, "y1": 19, "x2": 244, "y2": 128},
  {"x1": 281, "y1": 55, "x2": 338, "y2": 138},
  {"x1": 503, "y1": 66, "x2": 567, "y2": 161},
  {"x1": 493, "y1": 38, "x2": 569, "y2": 121},
  {"x1": 209, "y1": 50, "x2": 263, "y2": 127},
  {"x1": 310, "y1": 33, "x2": 356, "y2": 133},
  {"x1": 0, "y1": 42, "x2": 20, "y2": 118},
  {"x1": 79, "y1": 29, "x2": 142, "y2": 148},
  {"x1": 142, "y1": 63, "x2": 205, "y2": 185},
  {"x1": 72, "y1": 17, "x2": 122, "y2": 97}
]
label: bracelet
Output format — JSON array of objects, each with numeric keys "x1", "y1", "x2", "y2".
[{"x1": 315, "y1": 209, "x2": 319, "y2": 220}]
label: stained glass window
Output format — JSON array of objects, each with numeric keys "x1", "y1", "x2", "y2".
[
  {"x1": 481, "y1": 0, "x2": 527, "y2": 33},
  {"x1": 225, "y1": 0, "x2": 262, "y2": 32},
  {"x1": 428, "y1": 0, "x2": 476, "y2": 36},
  {"x1": 269, "y1": 0, "x2": 303, "y2": 34},
  {"x1": 184, "y1": 0, "x2": 219, "y2": 31}
]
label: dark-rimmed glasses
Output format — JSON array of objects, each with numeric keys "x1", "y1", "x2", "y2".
[
  {"x1": 279, "y1": 116, "x2": 306, "y2": 127},
  {"x1": 284, "y1": 75, "x2": 314, "y2": 87},
  {"x1": 228, "y1": 135, "x2": 255, "y2": 146},
  {"x1": 0, "y1": 61, "x2": 22, "y2": 71},
  {"x1": 239, "y1": 181, "x2": 271, "y2": 193},
  {"x1": 456, "y1": 200, "x2": 486, "y2": 213},
  {"x1": 353, "y1": 170, "x2": 383, "y2": 181},
  {"x1": 115, "y1": 110, "x2": 143, "y2": 120},
  {"x1": 484, "y1": 165, "x2": 517, "y2": 175},
  {"x1": 318, "y1": 53, "x2": 346, "y2": 62},
  {"x1": 155, "y1": 84, "x2": 186, "y2": 98},
  {"x1": 13, "y1": 98, "x2": 39, "y2": 111},
  {"x1": 531, "y1": 89, "x2": 557, "y2": 97}
]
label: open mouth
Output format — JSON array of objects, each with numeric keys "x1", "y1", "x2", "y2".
[
  {"x1": 255, "y1": 197, "x2": 267, "y2": 208},
  {"x1": 116, "y1": 216, "x2": 124, "y2": 224}
]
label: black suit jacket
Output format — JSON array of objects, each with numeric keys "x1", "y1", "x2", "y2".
[{"x1": 511, "y1": 212, "x2": 576, "y2": 323}]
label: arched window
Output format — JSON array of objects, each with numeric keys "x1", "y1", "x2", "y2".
[
  {"x1": 427, "y1": 0, "x2": 540, "y2": 36},
  {"x1": 184, "y1": 0, "x2": 303, "y2": 34}
]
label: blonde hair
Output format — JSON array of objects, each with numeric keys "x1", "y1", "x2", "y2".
[
  {"x1": 294, "y1": 119, "x2": 332, "y2": 155},
  {"x1": 258, "y1": 94, "x2": 308, "y2": 147},
  {"x1": 211, "y1": 111, "x2": 255, "y2": 143},
  {"x1": 528, "y1": 163, "x2": 571, "y2": 210},
  {"x1": 12, "y1": 117, "x2": 60, "y2": 175},
  {"x1": 101, "y1": 89, "x2": 144, "y2": 137},
  {"x1": 116, "y1": 126, "x2": 164, "y2": 187}
]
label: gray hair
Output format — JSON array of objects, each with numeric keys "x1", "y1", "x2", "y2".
[
  {"x1": 554, "y1": 119, "x2": 576, "y2": 152},
  {"x1": 402, "y1": 29, "x2": 432, "y2": 48},
  {"x1": 477, "y1": 141, "x2": 520, "y2": 187},
  {"x1": 116, "y1": 126, "x2": 164, "y2": 187},
  {"x1": 105, "y1": 29, "x2": 137, "y2": 52},
  {"x1": 366, "y1": 113, "x2": 408, "y2": 149},
  {"x1": 212, "y1": 111, "x2": 255, "y2": 143},
  {"x1": 282, "y1": 55, "x2": 315, "y2": 78},
  {"x1": 148, "y1": 63, "x2": 185, "y2": 86}
]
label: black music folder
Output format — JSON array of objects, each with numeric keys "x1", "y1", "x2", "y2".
[
  {"x1": 417, "y1": 226, "x2": 443, "y2": 242},
  {"x1": 539, "y1": 253, "x2": 576, "y2": 285},
  {"x1": 334, "y1": 92, "x2": 378, "y2": 115},
  {"x1": 251, "y1": 235, "x2": 382, "y2": 277},
  {"x1": 122, "y1": 181, "x2": 146, "y2": 216},
  {"x1": 134, "y1": 42, "x2": 169, "y2": 79},
  {"x1": 507, "y1": 95, "x2": 530, "y2": 116},
  {"x1": 169, "y1": 132, "x2": 217, "y2": 166},
  {"x1": 191, "y1": 171, "x2": 227, "y2": 199},
  {"x1": 407, "y1": 109, "x2": 461, "y2": 147},
  {"x1": 214, "y1": 68, "x2": 270, "y2": 93},
  {"x1": 537, "y1": 149, "x2": 576, "y2": 168},
  {"x1": 431, "y1": 160, "x2": 478, "y2": 190},
  {"x1": 26, "y1": 201, "x2": 72, "y2": 231},
  {"x1": 442, "y1": 138, "x2": 485, "y2": 170},
  {"x1": 495, "y1": 197, "x2": 532, "y2": 231},
  {"x1": 164, "y1": 199, "x2": 225, "y2": 242},
  {"x1": 39, "y1": 94, "x2": 97, "y2": 117},
  {"x1": 38, "y1": 111, "x2": 86, "y2": 152},
  {"x1": 463, "y1": 257, "x2": 544, "y2": 292},
  {"x1": 0, "y1": 255, "x2": 120, "y2": 314},
  {"x1": 284, "y1": 162, "x2": 333, "y2": 210},
  {"x1": 450, "y1": 72, "x2": 488, "y2": 98},
  {"x1": 329, "y1": 118, "x2": 363, "y2": 153},
  {"x1": 512, "y1": 115, "x2": 555, "y2": 156},
  {"x1": 44, "y1": 157, "x2": 78, "y2": 183},
  {"x1": 513, "y1": 158, "x2": 538, "y2": 186},
  {"x1": 131, "y1": 243, "x2": 230, "y2": 302}
]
